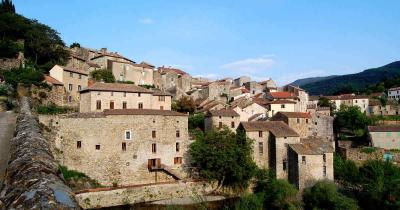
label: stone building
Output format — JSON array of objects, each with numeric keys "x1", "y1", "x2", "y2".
[
  {"x1": 204, "y1": 109, "x2": 240, "y2": 132},
  {"x1": 261, "y1": 99, "x2": 296, "y2": 117},
  {"x1": 231, "y1": 100, "x2": 267, "y2": 122},
  {"x1": 153, "y1": 67, "x2": 191, "y2": 96},
  {"x1": 368, "y1": 99, "x2": 400, "y2": 116},
  {"x1": 233, "y1": 76, "x2": 251, "y2": 87},
  {"x1": 239, "y1": 121, "x2": 300, "y2": 179},
  {"x1": 206, "y1": 80, "x2": 232, "y2": 101},
  {"x1": 306, "y1": 106, "x2": 334, "y2": 141},
  {"x1": 388, "y1": 87, "x2": 400, "y2": 100},
  {"x1": 49, "y1": 65, "x2": 89, "y2": 107},
  {"x1": 259, "y1": 79, "x2": 277, "y2": 92},
  {"x1": 39, "y1": 109, "x2": 189, "y2": 186},
  {"x1": 244, "y1": 81, "x2": 264, "y2": 96},
  {"x1": 288, "y1": 137, "x2": 334, "y2": 189},
  {"x1": 36, "y1": 75, "x2": 66, "y2": 106},
  {"x1": 282, "y1": 85, "x2": 309, "y2": 112},
  {"x1": 367, "y1": 125, "x2": 400, "y2": 150},
  {"x1": 0, "y1": 52, "x2": 25, "y2": 70},
  {"x1": 270, "y1": 112, "x2": 312, "y2": 138},
  {"x1": 66, "y1": 52, "x2": 100, "y2": 72},
  {"x1": 79, "y1": 83, "x2": 171, "y2": 112}
]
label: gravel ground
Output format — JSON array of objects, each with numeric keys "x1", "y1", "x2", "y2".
[{"x1": 0, "y1": 111, "x2": 16, "y2": 184}]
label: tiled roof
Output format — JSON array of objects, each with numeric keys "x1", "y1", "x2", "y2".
[
  {"x1": 388, "y1": 87, "x2": 400, "y2": 91},
  {"x1": 339, "y1": 95, "x2": 369, "y2": 100},
  {"x1": 274, "y1": 112, "x2": 312, "y2": 118},
  {"x1": 207, "y1": 109, "x2": 239, "y2": 117},
  {"x1": 87, "y1": 61, "x2": 100, "y2": 68},
  {"x1": 240, "y1": 121, "x2": 299, "y2": 137},
  {"x1": 248, "y1": 113, "x2": 264, "y2": 121},
  {"x1": 44, "y1": 75, "x2": 63, "y2": 86},
  {"x1": 308, "y1": 96, "x2": 320, "y2": 101},
  {"x1": 368, "y1": 125, "x2": 400, "y2": 132},
  {"x1": 91, "y1": 51, "x2": 135, "y2": 63},
  {"x1": 264, "y1": 100, "x2": 296, "y2": 104},
  {"x1": 80, "y1": 83, "x2": 153, "y2": 93},
  {"x1": 158, "y1": 66, "x2": 188, "y2": 75},
  {"x1": 289, "y1": 137, "x2": 334, "y2": 155},
  {"x1": 268, "y1": 92, "x2": 297, "y2": 99},
  {"x1": 151, "y1": 89, "x2": 172, "y2": 96},
  {"x1": 104, "y1": 109, "x2": 187, "y2": 116},
  {"x1": 62, "y1": 66, "x2": 89, "y2": 75}
]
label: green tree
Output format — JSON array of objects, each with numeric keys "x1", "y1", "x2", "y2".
[
  {"x1": 90, "y1": 69, "x2": 115, "y2": 83},
  {"x1": 189, "y1": 128, "x2": 257, "y2": 190},
  {"x1": 3, "y1": 65, "x2": 43, "y2": 88},
  {"x1": 334, "y1": 105, "x2": 370, "y2": 136},
  {"x1": 334, "y1": 154, "x2": 360, "y2": 184},
  {"x1": 303, "y1": 181, "x2": 358, "y2": 210},
  {"x1": 263, "y1": 179, "x2": 300, "y2": 210},
  {"x1": 69, "y1": 42, "x2": 80, "y2": 48},
  {"x1": 234, "y1": 193, "x2": 264, "y2": 210},
  {"x1": 188, "y1": 113, "x2": 205, "y2": 130},
  {"x1": 172, "y1": 96, "x2": 196, "y2": 114},
  {"x1": 318, "y1": 96, "x2": 336, "y2": 113},
  {"x1": 0, "y1": 0, "x2": 15, "y2": 13}
]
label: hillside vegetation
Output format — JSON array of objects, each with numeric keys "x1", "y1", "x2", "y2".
[{"x1": 296, "y1": 61, "x2": 400, "y2": 95}]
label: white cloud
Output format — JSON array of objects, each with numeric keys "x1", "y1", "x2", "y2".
[
  {"x1": 138, "y1": 18, "x2": 154, "y2": 24},
  {"x1": 220, "y1": 56, "x2": 275, "y2": 73}
]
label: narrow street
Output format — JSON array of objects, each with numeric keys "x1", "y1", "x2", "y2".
[{"x1": 0, "y1": 111, "x2": 16, "y2": 184}]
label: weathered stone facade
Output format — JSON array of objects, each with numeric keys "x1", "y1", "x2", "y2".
[
  {"x1": 368, "y1": 125, "x2": 400, "y2": 149},
  {"x1": 153, "y1": 67, "x2": 191, "y2": 97},
  {"x1": 270, "y1": 112, "x2": 312, "y2": 138},
  {"x1": 0, "y1": 52, "x2": 25, "y2": 70},
  {"x1": 204, "y1": 109, "x2": 240, "y2": 132},
  {"x1": 0, "y1": 97, "x2": 79, "y2": 209},
  {"x1": 39, "y1": 110, "x2": 189, "y2": 187}
]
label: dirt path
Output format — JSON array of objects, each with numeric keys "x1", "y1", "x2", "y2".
[{"x1": 0, "y1": 111, "x2": 16, "y2": 184}]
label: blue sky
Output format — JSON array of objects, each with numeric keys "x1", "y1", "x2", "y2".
[{"x1": 14, "y1": 0, "x2": 400, "y2": 85}]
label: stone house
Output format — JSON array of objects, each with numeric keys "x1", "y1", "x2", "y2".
[
  {"x1": 206, "y1": 81, "x2": 232, "y2": 101},
  {"x1": 39, "y1": 109, "x2": 189, "y2": 186},
  {"x1": 259, "y1": 79, "x2": 277, "y2": 92},
  {"x1": 270, "y1": 112, "x2": 312, "y2": 138},
  {"x1": 233, "y1": 76, "x2": 251, "y2": 87},
  {"x1": 49, "y1": 65, "x2": 89, "y2": 107},
  {"x1": 340, "y1": 94, "x2": 369, "y2": 114},
  {"x1": 79, "y1": 83, "x2": 171, "y2": 112},
  {"x1": 367, "y1": 125, "x2": 400, "y2": 150},
  {"x1": 0, "y1": 51, "x2": 25, "y2": 70},
  {"x1": 67, "y1": 52, "x2": 100, "y2": 72},
  {"x1": 231, "y1": 100, "x2": 267, "y2": 122},
  {"x1": 244, "y1": 81, "x2": 264, "y2": 96},
  {"x1": 388, "y1": 87, "x2": 400, "y2": 100},
  {"x1": 153, "y1": 67, "x2": 191, "y2": 94},
  {"x1": 283, "y1": 85, "x2": 309, "y2": 112},
  {"x1": 239, "y1": 121, "x2": 300, "y2": 179},
  {"x1": 288, "y1": 137, "x2": 334, "y2": 190},
  {"x1": 368, "y1": 99, "x2": 400, "y2": 116},
  {"x1": 204, "y1": 109, "x2": 240, "y2": 132},
  {"x1": 262, "y1": 100, "x2": 297, "y2": 117},
  {"x1": 37, "y1": 75, "x2": 66, "y2": 106}
]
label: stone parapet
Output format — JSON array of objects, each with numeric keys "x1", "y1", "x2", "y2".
[{"x1": 0, "y1": 97, "x2": 80, "y2": 209}]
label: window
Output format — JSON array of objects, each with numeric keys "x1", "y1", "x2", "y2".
[
  {"x1": 323, "y1": 154, "x2": 326, "y2": 162},
  {"x1": 297, "y1": 118, "x2": 300, "y2": 123},
  {"x1": 123, "y1": 92, "x2": 126, "y2": 97},
  {"x1": 283, "y1": 159, "x2": 287, "y2": 171},
  {"x1": 110, "y1": 101, "x2": 114, "y2": 109},
  {"x1": 68, "y1": 96, "x2": 72, "y2": 103},
  {"x1": 160, "y1": 106, "x2": 164, "y2": 110},
  {"x1": 306, "y1": 119, "x2": 309, "y2": 124},
  {"x1": 77, "y1": 141, "x2": 81, "y2": 149},
  {"x1": 152, "y1": 143, "x2": 156, "y2": 153},
  {"x1": 138, "y1": 93, "x2": 141, "y2": 97},
  {"x1": 122, "y1": 142, "x2": 126, "y2": 151},
  {"x1": 125, "y1": 130, "x2": 131, "y2": 140},
  {"x1": 95, "y1": 145, "x2": 100, "y2": 150},
  {"x1": 159, "y1": 96, "x2": 165, "y2": 101},
  {"x1": 97, "y1": 91, "x2": 101, "y2": 95},
  {"x1": 122, "y1": 101, "x2": 127, "y2": 109},
  {"x1": 302, "y1": 156, "x2": 306, "y2": 164},
  {"x1": 176, "y1": 130, "x2": 180, "y2": 138},
  {"x1": 70, "y1": 72, "x2": 73, "y2": 77},
  {"x1": 174, "y1": 157, "x2": 182, "y2": 164},
  {"x1": 68, "y1": 84, "x2": 73, "y2": 91},
  {"x1": 323, "y1": 166, "x2": 327, "y2": 177},
  {"x1": 259, "y1": 131, "x2": 263, "y2": 137},
  {"x1": 281, "y1": 104, "x2": 285, "y2": 108},
  {"x1": 231, "y1": 121, "x2": 235, "y2": 128},
  {"x1": 79, "y1": 74, "x2": 82, "y2": 79},
  {"x1": 259, "y1": 142, "x2": 263, "y2": 154},
  {"x1": 152, "y1": 130, "x2": 156, "y2": 138},
  {"x1": 176, "y1": 142, "x2": 180, "y2": 152},
  {"x1": 138, "y1": 102, "x2": 143, "y2": 109},
  {"x1": 111, "y1": 92, "x2": 114, "y2": 96},
  {"x1": 219, "y1": 122, "x2": 222, "y2": 128},
  {"x1": 219, "y1": 116, "x2": 222, "y2": 119},
  {"x1": 78, "y1": 85, "x2": 81, "y2": 91},
  {"x1": 96, "y1": 100, "x2": 101, "y2": 110}
]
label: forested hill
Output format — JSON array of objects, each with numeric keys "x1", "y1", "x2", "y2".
[
  {"x1": 291, "y1": 75, "x2": 338, "y2": 87},
  {"x1": 296, "y1": 61, "x2": 400, "y2": 95}
]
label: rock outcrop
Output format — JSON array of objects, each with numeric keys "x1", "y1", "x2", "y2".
[{"x1": 0, "y1": 97, "x2": 80, "y2": 209}]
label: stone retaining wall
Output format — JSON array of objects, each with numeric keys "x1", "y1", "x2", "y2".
[
  {"x1": 0, "y1": 97, "x2": 80, "y2": 209},
  {"x1": 75, "y1": 181, "x2": 213, "y2": 209}
]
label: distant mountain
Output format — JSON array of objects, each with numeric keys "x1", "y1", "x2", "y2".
[
  {"x1": 291, "y1": 75, "x2": 338, "y2": 87},
  {"x1": 296, "y1": 61, "x2": 400, "y2": 95}
]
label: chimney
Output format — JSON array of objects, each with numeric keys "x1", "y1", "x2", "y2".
[{"x1": 100, "y1": 48, "x2": 107, "y2": 53}]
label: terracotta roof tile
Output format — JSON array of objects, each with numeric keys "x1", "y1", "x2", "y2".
[
  {"x1": 268, "y1": 92, "x2": 297, "y2": 99},
  {"x1": 44, "y1": 75, "x2": 63, "y2": 86},
  {"x1": 207, "y1": 109, "x2": 239, "y2": 117},
  {"x1": 104, "y1": 109, "x2": 187, "y2": 116},
  {"x1": 91, "y1": 52, "x2": 134, "y2": 63},
  {"x1": 289, "y1": 137, "x2": 334, "y2": 155},
  {"x1": 241, "y1": 121, "x2": 299, "y2": 137},
  {"x1": 80, "y1": 83, "x2": 153, "y2": 93},
  {"x1": 158, "y1": 67, "x2": 188, "y2": 75},
  {"x1": 263, "y1": 100, "x2": 296, "y2": 104},
  {"x1": 368, "y1": 125, "x2": 400, "y2": 132},
  {"x1": 274, "y1": 112, "x2": 312, "y2": 118}
]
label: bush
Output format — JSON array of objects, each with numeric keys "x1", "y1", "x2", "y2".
[
  {"x1": 36, "y1": 104, "x2": 72, "y2": 115},
  {"x1": 263, "y1": 179, "x2": 300, "y2": 210},
  {"x1": 334, "y1": 154, "x2": 359, "y2": 183},
  {"x1": 117, "y1": 80, "x2": 134, "y2": 84},
  {"x1": 90, "y1": 69, "x2": 115, "y2": 83},
  {"x1": 361, "y1": 147, "x2": 377, "y2": 154},
  {"x1": 234, "y1": 193, "x2": 264, "y2": 210},
  {"x1": 3, "y1": 65, "x2": 44, "y2": 88},
  {"x1": 189, "y1": 113, "x2": 205, "y2": 130},
  {"x1": 59, "y1": 165, "x2": 88, "y2": 180},
  {"x1": 0, "y1": 83, "x2": 13, "y2": 96},
  {"x1": 303, "y1": 181, "x2": 358, "y2": 210}
]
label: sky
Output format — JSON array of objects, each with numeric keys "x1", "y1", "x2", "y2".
[{"x1": 13, "y1": 0, "x2": 400, "y2": 85}]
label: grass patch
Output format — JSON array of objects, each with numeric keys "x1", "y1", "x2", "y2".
[
  {"x1": 59, "y1": 165, "x2": 103, "y2": 190},
  {"x1": 361, "y1": 147, "x2": 378, "y2": 154},
  {"x1": 36, "y1": 104, "x2": 72, "y2": 115},
  {"x1": 59, "y1": 165, "x2": 89, "y2": 180}
]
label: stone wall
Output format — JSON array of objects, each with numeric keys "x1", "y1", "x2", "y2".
[
  {"x1": 0, "y1": 97, "x2": 79, "y2": 209},
  {"x1": 75, "y1": 181, "x2": 213, "y2": 209},
  {"x1": 0, "y1": 52, "x2": 24, "y2": 70}
]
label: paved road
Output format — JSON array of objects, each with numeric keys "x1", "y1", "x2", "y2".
[{"x1": 0, "y1": 111, "x2": 16, "y2": 184}]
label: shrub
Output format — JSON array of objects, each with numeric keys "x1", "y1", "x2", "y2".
[
  {"x1": 189, "y1": 113, "x2": 205, "y2": 130},
  {"x1": 59, "y1": 165, "x2": 88, "y2": 180},
  {"x1": 117, "y1": 80, "x2": 134, "y2": 84},
  {"x1": 234, "y1": 193, "x2": 264, "y2": 210},
  {"x1": 90, "y1": 69, "x2": 115, "y2": 83},
  {"x1": 361, "y1": 147, "x2": 378, "y2": 154},
  {"x1": 36, "y1": 104, "x2": 72, "y2": 115}
]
